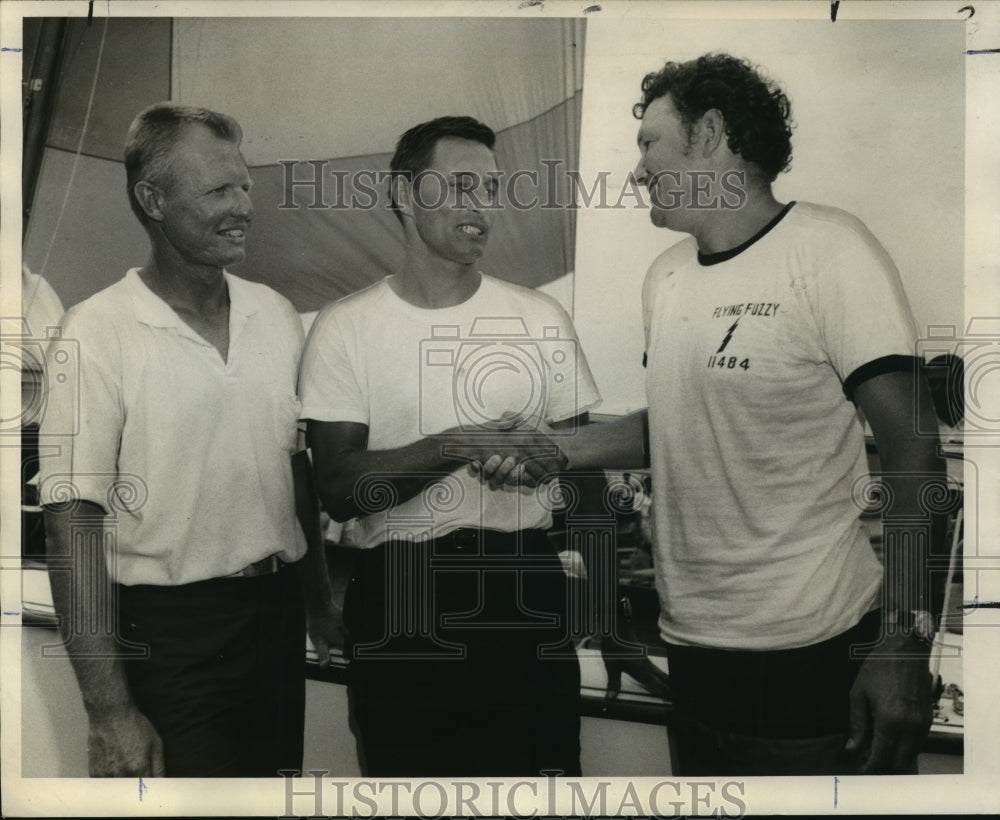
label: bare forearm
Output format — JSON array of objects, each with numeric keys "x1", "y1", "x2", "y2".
[
  {"x1": 299, "y1": 540, "x2": 335, "y2": 614},
  {"x1": 44, "y1": 507, "x2": 136, "y2": 716},
  {"x1": 856, "y1": 370, "x2": 951, "y2": 625},
  {"x1": 292, "y1": 449, "x2": 335, "y2": 604},
  {"x1": 562, "y1": 409, "x2": 649, "y2": 471},
  {"x1": 878, "y1": 447, "x2": 949, "y2": 622},
  {"x1": 316, "y1": 434, "x2": 480, "y2": 522},
  {"x1": 311, "y1": 417, "x2": 573, "y2": 521}
]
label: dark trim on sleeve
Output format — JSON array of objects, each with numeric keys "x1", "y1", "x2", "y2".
[{"x1": 843, "y1": 354, "x2": 922, "y2": 401}]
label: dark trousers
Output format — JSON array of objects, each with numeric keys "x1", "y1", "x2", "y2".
[
  {"x1": 118, "y1": 564, "x2": 306, "y2": 777},
  {"x1": 344, "y1": 529, "x2": 581, "y2": 777},
  {"x1": 665, "y1": 610, "x2": 881, "y2": 776}
]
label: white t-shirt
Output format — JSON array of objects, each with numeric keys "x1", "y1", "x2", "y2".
[
  {"x1": 642, "y1": 202, "x2": 919, "y2": 650},
  {"x1": 38, "y1": 269, "x2": 307, "y2": 586},
  {"x1": 21, "y1": 265, "x2": 65, "y2": 342},
  {"x1": 20, "y1": 266, "x2": 65, "y2": 427},
  {"x1": 298, "y1": 275, "x2": 601, "y2": 548}
]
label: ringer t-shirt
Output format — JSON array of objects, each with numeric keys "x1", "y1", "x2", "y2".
[{"x1": 642, "y1": 201, "x2": 919, "y2": 650}]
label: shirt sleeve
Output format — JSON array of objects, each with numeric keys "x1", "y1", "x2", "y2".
[
  {"x1": 37, "y1": 307, "x2": 124, "y2": 511},
  {"x1": 22, "y1": 268, "x2": 65, "y2": 337},
  {"x1": 297, "y1": 303, "x2": 369, "y2": 425},
  {"x1": 540, "y1": 299, "x2": 602, "y2": 424},
  {"x1": 810, "y1": 216, "x2": 920, "y2": 399},
  {"x1": 641, "y1": 262, "x2": 658, "y2": 368}
]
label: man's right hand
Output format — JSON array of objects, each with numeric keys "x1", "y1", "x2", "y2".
[
  {"x1": 476, "y1": 443, "x2": 567, "y2": 489},
  {"x1": 443, "y1": 423, "x2": 567, "y2": 489},
  {"x1": 45, "y1": 506, "x2": 166, "y2": 778},
  {"x1": 308, "y1": 418, "x2": 571, "y2": 522},
  {"x1": 87, "y1": 705, "x2": 165, "y2": 777}
]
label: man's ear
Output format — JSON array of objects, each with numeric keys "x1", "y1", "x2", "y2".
[
  {"x1": 695, "y1": 108, "x2": 727, "y2": 157},
  {"x1": 393, "y1": 172, "x2": 414, "y2": 218},
  {"x1": 133, "y1": 180, "x2": 166, "y2": 223}
]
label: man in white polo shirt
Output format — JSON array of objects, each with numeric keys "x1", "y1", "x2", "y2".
[{"x1": 39, "y1": 103, "x2": 337, "y2": 777}]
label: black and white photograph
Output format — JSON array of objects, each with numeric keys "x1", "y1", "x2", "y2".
[{"x1": 2, "y1": 1, "x2": 998, "y2": 816}]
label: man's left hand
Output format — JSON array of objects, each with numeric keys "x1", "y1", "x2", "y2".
[
  {"x1": 846, "y1": 635, "x2": 934, "y2": 774},
  {"x1": 307, "y1": 598, "x2": 346, "y2": 668}
]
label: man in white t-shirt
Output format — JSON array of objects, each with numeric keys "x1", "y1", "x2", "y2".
[
  {"x1": 557, "y1": 54, "x2": 946, "y2": 775},
  {"x1": 299, "y1": 116, "x2": 601, "y2": 776}
]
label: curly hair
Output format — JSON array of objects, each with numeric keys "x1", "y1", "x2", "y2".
[
  {"x1": 388, "y1": 116, "x2": 496, "y2": 223},
  {"x1": 633, "y1": 53, "x2": 793, "y2": 182}
]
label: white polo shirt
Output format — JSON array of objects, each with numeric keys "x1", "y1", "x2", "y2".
[{"x1": 38, "y1": 269, "x2": 307, "y2": 586}]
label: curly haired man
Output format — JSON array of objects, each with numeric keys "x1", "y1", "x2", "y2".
[{"x1": 557, "y1": 53, "x2": 946, "y2": 776}]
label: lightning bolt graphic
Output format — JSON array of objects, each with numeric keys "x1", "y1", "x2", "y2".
[{"x1": 716, "y1": 318, "x2": 740, "y2": 353}]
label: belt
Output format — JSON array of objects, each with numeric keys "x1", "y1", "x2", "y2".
[
  {"x1": 357, "y1": 530, "x2": 554, "y2": 571},
  {"x1": 430, "y1": 527, "x2": 550, "y2": 557},
  {"x1": 229, "y1": 554, "x2": 285, "y2": 578}
]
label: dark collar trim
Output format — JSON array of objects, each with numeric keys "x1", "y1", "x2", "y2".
[{"x1": 697, "y1": 201, "x2": 797, "y2": 266}]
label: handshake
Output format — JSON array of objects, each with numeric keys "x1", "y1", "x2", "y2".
[{"x1": 437, "y1": 418, "x2": 571, "y2": 490}]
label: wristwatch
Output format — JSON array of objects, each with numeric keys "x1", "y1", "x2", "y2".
[{"x1": 886, "y1": 608, "x2": 937, "y2": 643}]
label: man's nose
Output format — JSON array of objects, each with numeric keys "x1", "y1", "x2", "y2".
[
  {"x1": 633, "y1": 158, "x2": 647, "y2": 185},
  {"x1": 234, "y1": 187, "x2": 253, "y2": 219},
  {"x1": 458, "y1": 174, "x2": 491, "y2": 212}
]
